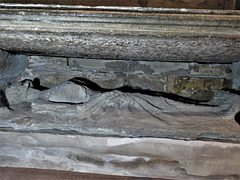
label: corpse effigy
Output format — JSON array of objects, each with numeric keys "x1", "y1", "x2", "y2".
[{"x1": 0, "y1": 1, "x2": 240, "y2": 179}]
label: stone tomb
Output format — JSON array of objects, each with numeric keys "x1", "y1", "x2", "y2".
[{"x1": 0, "y1": 2, "x2": 240, "y2": 180}]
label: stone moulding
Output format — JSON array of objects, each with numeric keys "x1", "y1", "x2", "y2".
[{"x1": 0, "y1": 4, "x2": 240, "y2": 62}]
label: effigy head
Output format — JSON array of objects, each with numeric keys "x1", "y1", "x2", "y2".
[{"x1": 0, "y1": 49, "x2": 27, "y2": 107}]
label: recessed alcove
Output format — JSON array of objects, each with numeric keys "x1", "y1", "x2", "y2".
[{"x1": 0, "y1": 1, "x2": 240, "y2": 179}]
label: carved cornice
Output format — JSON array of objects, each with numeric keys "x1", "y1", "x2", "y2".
[{"x1": 0, "y1": 4, "x2": 240, "y2": 62}]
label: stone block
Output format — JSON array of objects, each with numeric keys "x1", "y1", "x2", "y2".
[
  {"x1": 25, "y1": 56, "x2": 68, "y2": 88},
  {"x1": 128, "y1": 74, "x2": 167, "y2": 92},
  {"x1": 0, "y1": 132, "x2": 239, "y2": 179},
  {"x1": 28, "y1": 56, "x2": 67, "y2": 71},
  {"x1": 80, "y1": 72, "x2": 126, "y2": 89},
  {"x1": 167, "y1": 76, "x2": 232, "y2": 100},
  {"x1": 36, "y1": 72, "x2": 73, "y2": 88},
  {"x1": 129, "y1": 61, "x2": 189, "y2": 75},
  {"x1": 232, "y1": 61, "x2": 240, "y2": 90},
  {"x1": 68, "y1": 58, "x2": 128, "y2": 73},
  {"x1": 190, "y1": 63, "x2": 232, "y2": 77}
]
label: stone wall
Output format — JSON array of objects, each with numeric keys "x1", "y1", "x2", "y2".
[{"x1": 24, "y1": 55, "x2": 235, "y2": 101}]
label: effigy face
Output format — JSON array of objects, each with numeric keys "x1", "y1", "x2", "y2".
[{"x1": 0, "y1": 1, "x2": 240, "y2": 179}]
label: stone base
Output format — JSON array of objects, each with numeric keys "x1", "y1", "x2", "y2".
[{"x1": 0, "y1": 131, "x2": 239, "y2": 179}]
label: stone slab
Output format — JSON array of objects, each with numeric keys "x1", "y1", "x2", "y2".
[
  {"x1": 69, "y1": 58, "x2": 233, "y2": 77},
  {"x1": 129, "y1": 61, "x2": 189, "y2": 75},
  {"x1": 28, "y1": 56, "x2": 67, "y2": 72},
  {"x1": 0, "y1": 167, "x2": 153, "y2": 180},
  {"x1": 0, "y1": 131, "x2": 239, "y2": 179},
  {"x1": 189, "y1": 63, "x2": 232, "y2": 77},
  {"x1": 69, "y1": 58, "x2": 128, "y2": 73}
]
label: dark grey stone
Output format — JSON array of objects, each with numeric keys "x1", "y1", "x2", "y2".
[
  {"x1": 68, "y1": 58, "x2": 128, "y2": 73},
  {"x1": 0, "y1": 50, "x2": 27, "y2": 107},
  {"x1": 232, "y1": 61, "x2": 240, "y2": 90}
]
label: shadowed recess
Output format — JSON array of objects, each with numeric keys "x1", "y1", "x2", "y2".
[
  {"x1": 234, "y1": 111, "x2": 240, "y2": 125},
  {"x1": 70, "y1": 77, "x2": 216, "y2": 106}
]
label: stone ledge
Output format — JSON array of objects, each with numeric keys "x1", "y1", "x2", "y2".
[
  {"x1": 0, "y1": 131, "x2": 239, "y2": 179},
  {"x1": 0, "y1": 4, "x2": 239, "y2": 62}
]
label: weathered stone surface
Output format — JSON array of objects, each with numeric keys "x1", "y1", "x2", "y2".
[
  {"x1": 0, "y1": 5, "x2": 239, "y2": 63},
  {"x1": 28, "y1": 56, "x2": 67, "y2": 72},
  {"x1": 0, "y1": 49, "x2": 27, "y2": 107},
  {"x1": 6, "y1": 82, "x2": 41, "y2": 105},
  {"x1": 166, "y1": 76, "x2": 232, "y2": 101},
  {"x1": 69, "y1": 58, "x2": 128, "y2": 73},
  {"x1": 1, "y1": 82, "x2": 239, "y2": 142},
  {"x1": 80, "y1": 72, "x2": 127, "y2": 90},
  {"x1": 21, "y1": 56, "x2": 68, "y2": 88},
  {"x1": 189, "y1": 63, "x2": 232, "y2": 77},
  {"x1": 129, "y1": 61, "x2": 189, "y2": 75},
  {"x1": 0, "y1": 5, "x2": 238, "y2": 101},
  {"x1": 232, "y1": 61, "x2": 240, "y2": 90},
  {"x1": 69, "y1": 58, "x2": 190, "y2": 75},
  {"x1": 24, "y1": 55, "x2": 234, "y2": 101},
  {"x1": 1, "y1": 78, "x2": 240, "y2": 179},
  {"x1": 68, "y1": 58, "x2": 233, "y2": 77},
  {"x1": 0, "y1": 3, "x2": 239, "y2": 179},
  {"x1": 128, "y1": 74, "x2": 167, "y2": 92},
  {"x1": 41, "y1": 81, "x2": 96, "y2": 104},
  {"x1": 0, "y1": 50, "x2": 27, "y2": 89},
  {"x1": 128, "y1": 75, "x2": 231, "y2": 101},
  {"x1": 35, "y1": 72, "x2": 72, "y2": 88},
  {"x1": 0, "y1": 131, "x2": 239, "y2": 179}
]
